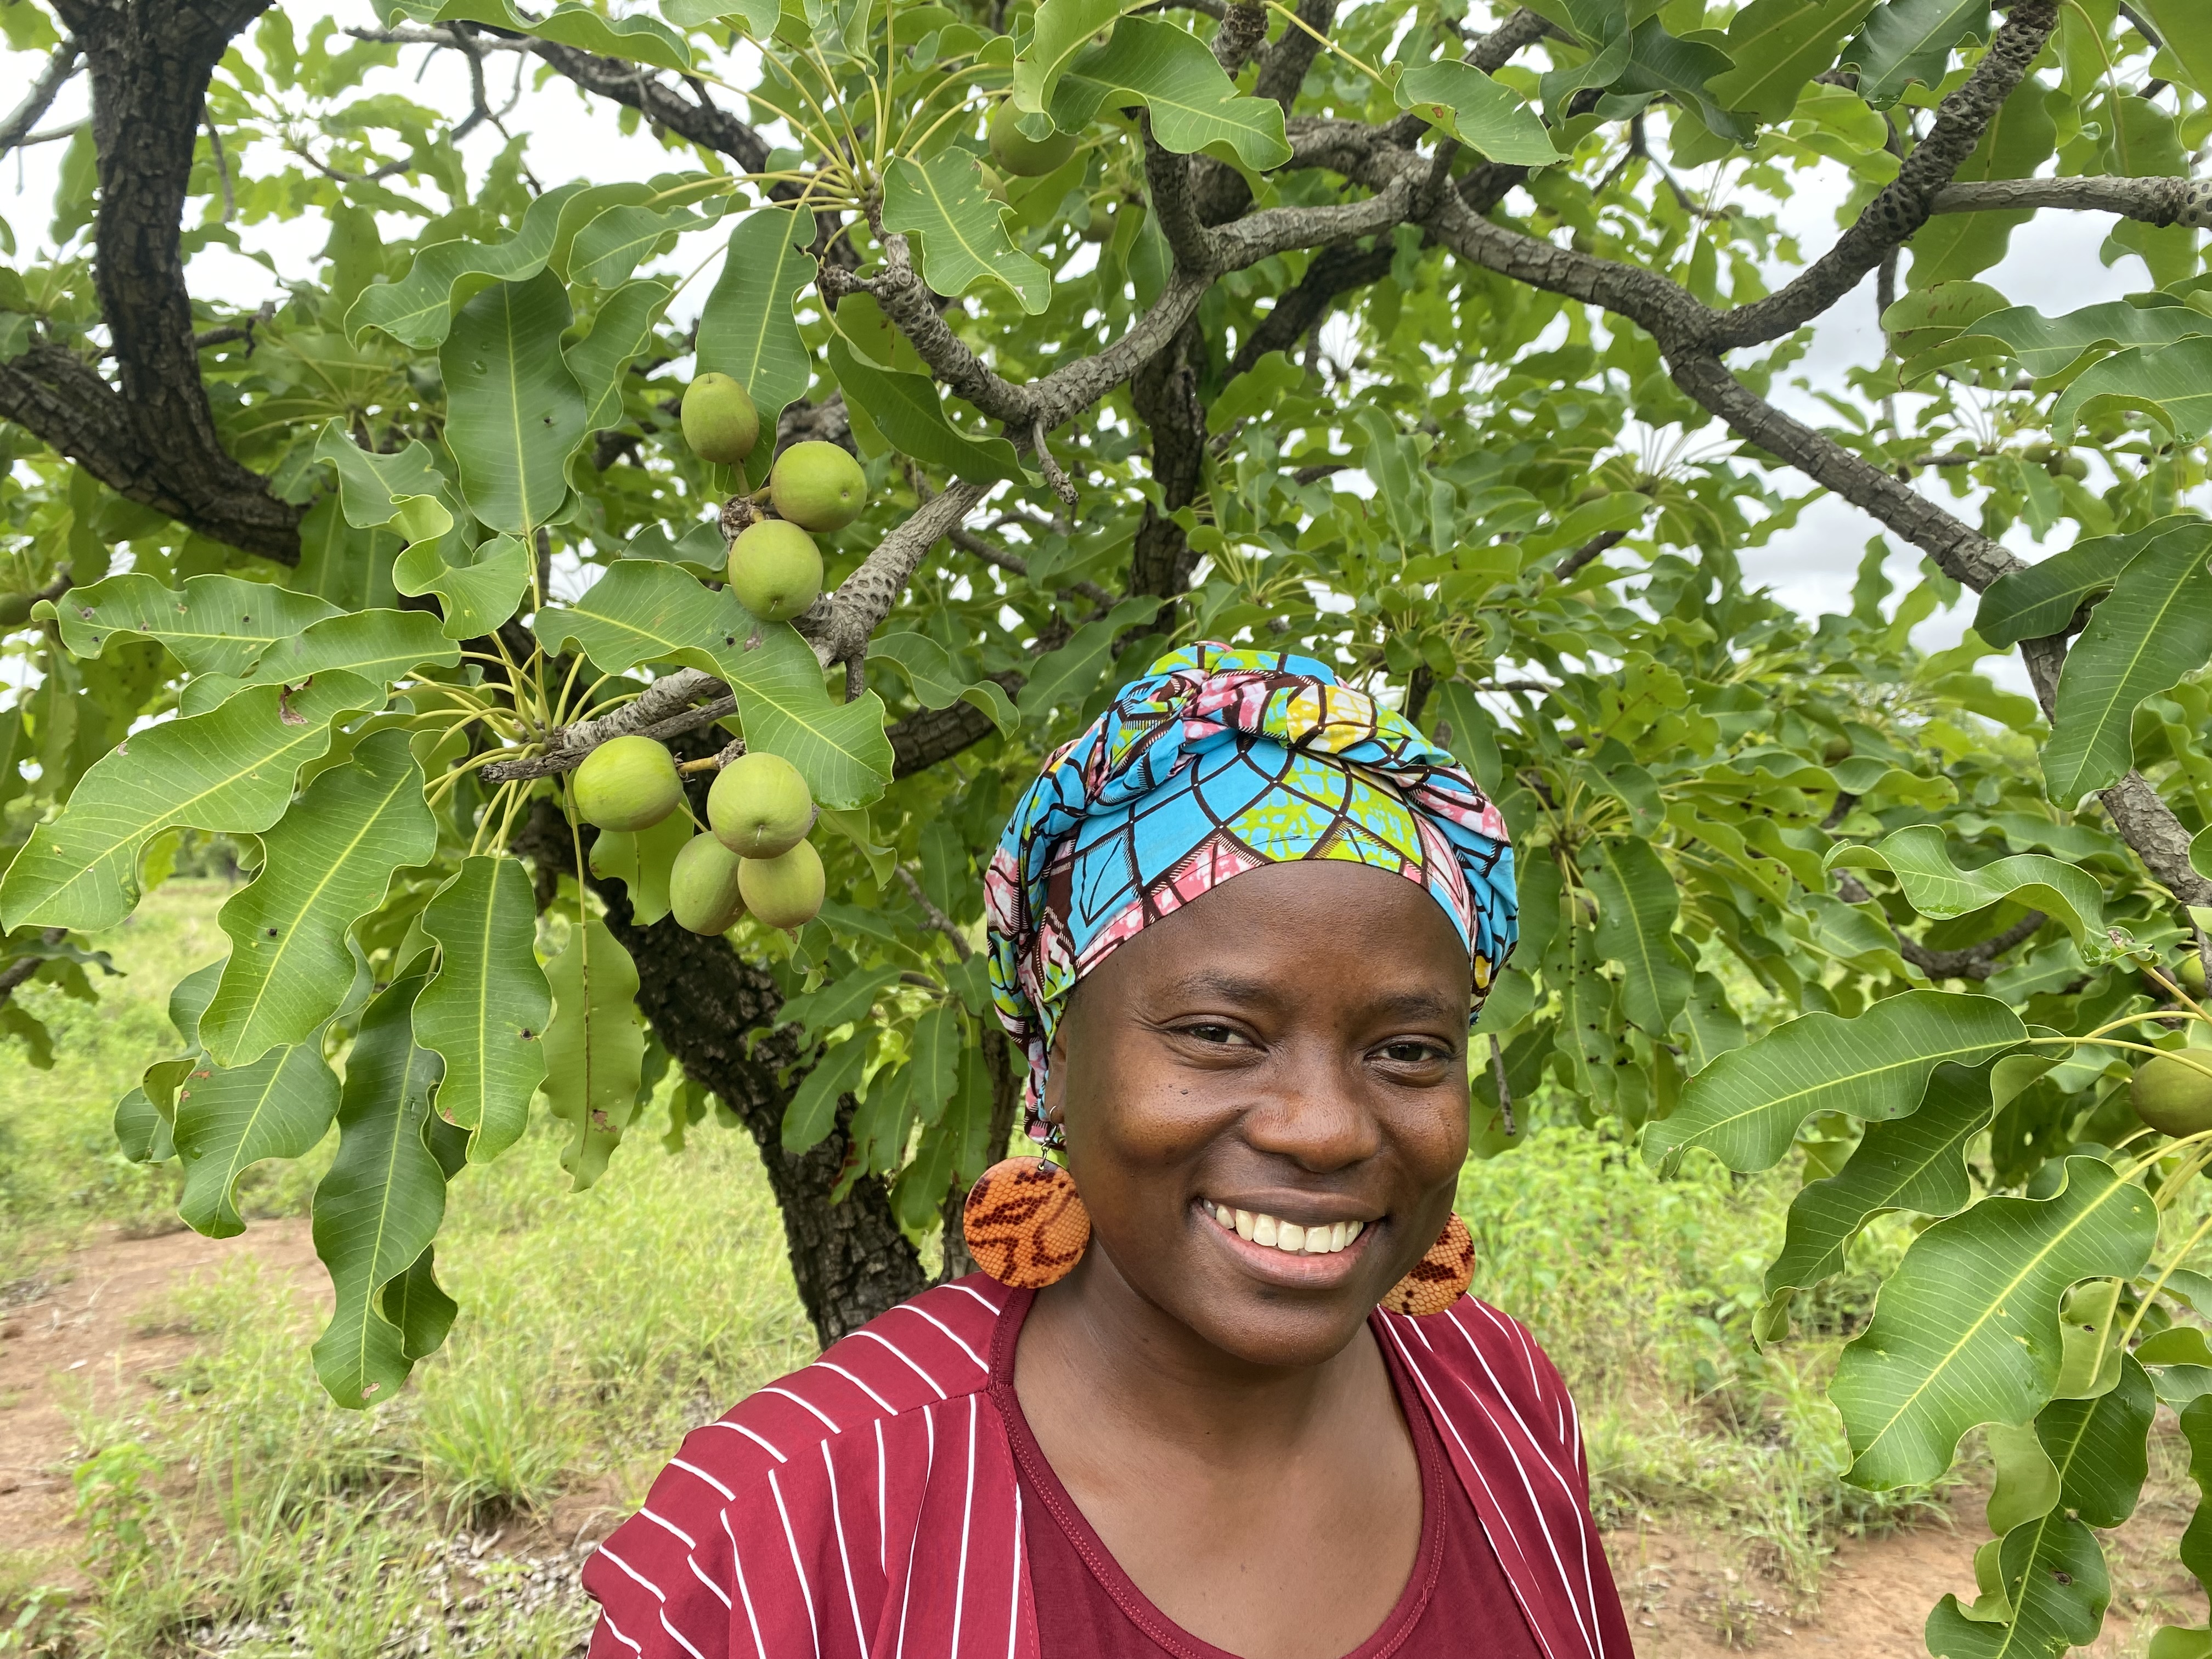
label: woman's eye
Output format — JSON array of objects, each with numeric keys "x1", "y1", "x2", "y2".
[
  {"x1": 1180, "y1": 1023, "x2": 1251, "y2": 1046},
  {"x1": 1379, "y1": 1040, "x2": 1450, "y2": 1066}
]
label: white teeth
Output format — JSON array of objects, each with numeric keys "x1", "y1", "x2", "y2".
[{"x1": 1204, "y1": 1204, "x2": 1368, "y2": 1256}]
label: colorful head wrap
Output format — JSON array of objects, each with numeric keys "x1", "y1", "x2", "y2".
[{"x1": 984, "y1": 642, "x2": 1516, "y2": 1143}]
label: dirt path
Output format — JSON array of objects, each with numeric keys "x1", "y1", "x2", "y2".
[
  {"x1": 0, "y1": 1218, "x2": 324, "y2": 1582},
  {"x1": 3, "y1": 1223, "x2": 2203, "y2": 1653}
]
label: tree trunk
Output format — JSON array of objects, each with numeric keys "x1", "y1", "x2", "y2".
[{"x1": 515, "y1": 796, "x2": 926, "y2": 1345}]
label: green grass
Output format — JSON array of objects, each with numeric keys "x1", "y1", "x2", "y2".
[{"x1": 1, "y1": 883, "x2": 1929, "y2": 1653}]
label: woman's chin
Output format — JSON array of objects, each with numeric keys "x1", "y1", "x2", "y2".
[{"x1": 1094, "y1": 1205, "x2": 1401, "y2": 1369}]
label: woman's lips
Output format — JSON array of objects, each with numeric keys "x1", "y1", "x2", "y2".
[{"x1": 1193, "y1": 1198, "x2": 1377, "y2": 1284}]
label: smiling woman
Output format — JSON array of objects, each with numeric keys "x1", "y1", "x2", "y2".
[{"x1": 583, "y1": 645, "x2": 1632, "y2": 1658}]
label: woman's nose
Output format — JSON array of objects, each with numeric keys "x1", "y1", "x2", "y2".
[{"x1": 1239, "y1": 1046, "x2": 1384, "y2": 1171}]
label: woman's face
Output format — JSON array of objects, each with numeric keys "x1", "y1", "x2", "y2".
[{"x1": 1047, "y1": 859, "x2": 1473, "y2": 1370}]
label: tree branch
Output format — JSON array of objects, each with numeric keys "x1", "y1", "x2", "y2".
[
  {"x1": 526, "y1": 36, "x2": 770, "y2": 172},
  {"x1": 1707, "y1": 0, "x2": 2060, "y2": 350},
  {"x1": 0, "y1": 40, "x2": 82, "y2": 157},
  {"x1": 9, "y1": 1, "x2": 303, "y2": 563},
  {"x1": 1211, "y1": 0, "x2": 1268, "y2": 71},
  {"x1": 1930, "y1": 176, "x2": 2212, "y2": 227}
]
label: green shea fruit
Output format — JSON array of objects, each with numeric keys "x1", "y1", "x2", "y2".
[
  {"x1": 2131, "y1": 1053, "x2": 2212, "y2": 1137},
  {"x1": 1821, "y1": 735, "x2": 1852, "y2": 765},
  {"x1": 572, "y1": 735, "x2": 683, "y2": 832},
  {"x1": 2152, "y1": 952, "x2": 2211, "y2": 999},
  {"x1": 682, "y1": 372, "x2": 760, "y2": 466},
  {"x1": 738, "y1": 838, "x2": 826, "y2": 931},
  {"x1": 988, "y1": 102, "x2": 1077, "y2": 178},
  {"x1": 668, "y1": 833, "x2": 748, "y2": 936},
  {"x1": 769, "y1": 441, "x2": 868, "y2": 533},
  {"x1": 727, "y1": 520, "x2": 823, "y2": 623},
  {"x1": 709, "y1": 751, "x2": 815, "y2": 859}
]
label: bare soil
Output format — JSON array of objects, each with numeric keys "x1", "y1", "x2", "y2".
[
  {"x1": 0, "y1": 1217, "x2": 325, "y2": 1585},
  {"x1": 3, "y1": 1224, "x2": 2205, "y2": 1654}
]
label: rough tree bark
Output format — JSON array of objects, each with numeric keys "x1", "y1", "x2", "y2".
[{"x1": 513, "y1": 782, "x2": 929, "y2": 1346}]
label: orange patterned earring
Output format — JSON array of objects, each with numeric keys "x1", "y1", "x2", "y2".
[
  {"x1": 1381, "y1": 1213, "x2": 1475, "y2": 1316},
  {"x1": 963, "y1": 1156, "x2": 1092, "y2": 1289}
]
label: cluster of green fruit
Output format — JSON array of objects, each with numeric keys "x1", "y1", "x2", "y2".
[
  {"x1": 572, "y1": 735, "x2": 825, "y2": 933},
  {"x1": 680, "y1": 374, "x2": 870, "y2": 622}
]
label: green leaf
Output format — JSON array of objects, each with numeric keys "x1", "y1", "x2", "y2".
[
  {"x1": 1707, "y1": 0, "x2": 1877, "y2": 123},
  {"x1": 2038, "y1": 1354, "x2": 2154, "y2": 1528},
  {"x1": 1830, "y1": 1156, "x2": 2155, "y2": 1488},
  {"x1": 567, "y1": 279, "x2": 674, "y2": 431},
  {"x1": 908, "y1": 1003, "x2": 962, "y2": 1127},
  {"x1": 1974, "y1": 518, "x2": 2195, "y2": 648},
  {"x1": 1588, "y1": 838, "x2": 1688, "y2": 1034},
  {"x1": 695, "y1": 208, "x2": 814, "y2": 428},
  {"x1": 782, "y1": 1031, "x2": 869, "y2": 1153},
  {"x1": 40, "y1": 572, "x2": 339, "y2": 676},
  {"x1": 200, "y1": 731, "x2": 437, "y2": 1068},
  {"x1": 1983, "y1": 1420, "x2": 2060, "y2": 1537},
  {"x1": 540, "y1": 915, "x2": 646, "y2": 1189},
  {"x1": 535, "y1": 560, "x2": 893, "y2": 809},
  {"x1": 778, "y1": 964, "x2": 904, "y2": 1047},
  {"x1": 1015, "y1": 597, "x2": 1161, "y2": 719},
  {"x1": 415, "y1": 856, "x2": 551, "y2": 1162},
  {"x1": 346, "y1": 183, "x2": 586, "y2": 350},
  {"x1": 431, "y1": 1, "x2": 690, "y2": 73},
  {"x1": 2141, "y1": 0, "x2": 2212, "y2": 97},
  {"x1": 1844, "y1": 0, "x2": 1987, "y2": 105},
  {"x1": 881, "y1": 155, "x2": 1052, "y2": 316},
  {"x1": 1012, "y1": 0, "x2": 1135, "y2": 114},
  {"x1": 176, "y1": 1040, "x2": 343, "y2": 1238},
  {"x1": 310, "y1": 422, "x2": 455, "y2": 544},
  {"x1": 2054, "y1": 338, "x2": 2212, "y2": 444},
  {"x1": 439, "y1": 271, "x2": 588, "y2": 536},
  {"x1": 0, "y1": 673, "x2": 379, "y2": 933},
  {"x1": 827, "y1": 338, "x2": 1027, "y2": 482},
  {"x1": 1961, "y1": 298, "x2": 2212, "y2": 381},
  {"x1": 294, "y1": 496, "x2": 401, "y2": 614},
  {"x1": 866, "y1": 631, "x2": 1018, "y2": 735},
  {"x1": 2041, "y1": 521, "x2": 2212, "y2": 803},
  {"x1": 236, "y1": 608, "x2": 462, "y2": 694},
  {"x1": 663, "y1": 0, "x2": 781, "y2": 33},
  {"x1": 1051, "y1": 19, "x2": 1293, "y2": 170},
  {"x1": 1206, "y1": 352, "x2": 1305, "y2": 436},
  {"x1": 380, "y1": 1244, "x2": 459, "y2": 1363},
  {"x1": 309, "y1": 970, "x2": 450, "y2": 1408},
  {"x1": 1644, "y1": 989, "x2": 2026, "y2": 1175},
  {"x1": 588, "y1": 811, "x2": 694, "y2": 928},
  {"x1": 1762, "y1": 1059, "x2": 1992, "y2": 1313},
  {"x1": 393, "y1": 532, "x2": 534, "y2": 641},
  {"x1": 1826, "y1": 825, "x2": 2117, "y2": 962},
  {"x1": 1927, "y1": 1512, "x2": 2109, "y2": 1657},
  {"x1": 1391, "y1": 61, "x2": 1562, "y2": 163},
  {"x1": 2182, "y1": 1395, "x2": 2212, "y2": 1596}
]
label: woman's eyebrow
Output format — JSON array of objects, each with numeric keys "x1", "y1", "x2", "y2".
[{"x1": 1150, "y1": 969, "x2": 1283, "y2": 1005}]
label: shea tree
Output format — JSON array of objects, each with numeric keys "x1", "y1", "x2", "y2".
[{"x1": 4, "y1": 0, "x2": 2212, "y2": 1648}]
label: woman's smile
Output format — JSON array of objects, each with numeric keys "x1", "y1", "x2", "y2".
[{"x1": 1195, "y1": 1196, "x2": 1379, "y2": 1286}]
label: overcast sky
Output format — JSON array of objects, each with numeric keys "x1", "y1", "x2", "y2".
[{"x1": 2, "y1": 3, "x2": 2168, "y2": 695}]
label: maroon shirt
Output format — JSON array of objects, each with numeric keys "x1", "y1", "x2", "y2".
[
  {"x1": 583, "y1": 1276, "x2": 1632, "y2": 1658},
  {"x1": 1004, "y1": 1316, "x2": 1544, "y2": 1659}
]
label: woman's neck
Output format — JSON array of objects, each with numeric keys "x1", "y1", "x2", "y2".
[{"x1": 1015, "y1": 1242, "x2": 1379, "y2": 1465}]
